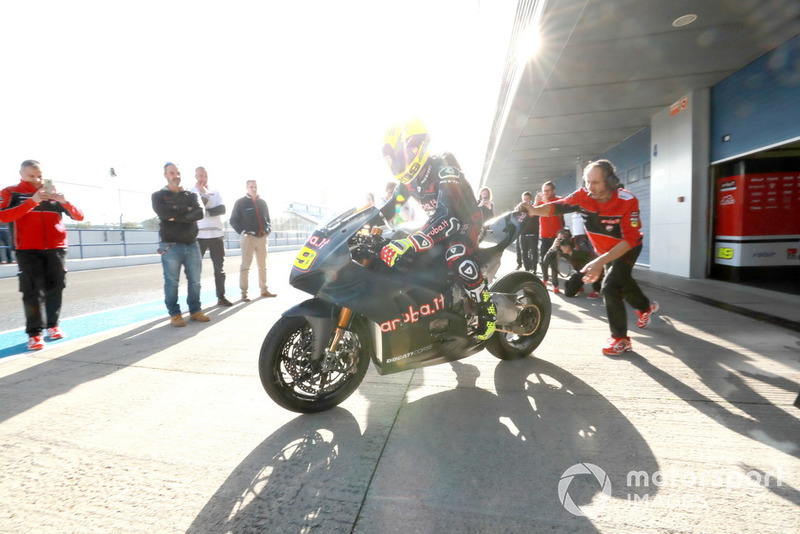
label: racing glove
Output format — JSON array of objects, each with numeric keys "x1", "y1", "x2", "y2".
[
  {"x1": 380, "y1": 238, "x2": 415, "y2": 267},
  {"x1": 380, "y1": 232, "x2": 433, "y2": 267}
]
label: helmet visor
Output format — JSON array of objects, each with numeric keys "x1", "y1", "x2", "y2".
[{"x1": 383, "y1": 134, "x2": 427, "y2": 176}]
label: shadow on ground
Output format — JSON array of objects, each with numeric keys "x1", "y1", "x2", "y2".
[{"x1": 188, "y1": 357, "x2": 658, "y2": 533}]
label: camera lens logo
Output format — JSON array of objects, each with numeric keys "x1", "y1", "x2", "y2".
[{"x1": 558, "y1": 463, "x2": 612, "y2": 516}]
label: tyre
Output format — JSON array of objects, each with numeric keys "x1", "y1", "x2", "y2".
[
  {"x1": 259, "y1": 315, "x2": 371, "y2": 413},
  {"x1": 486, "y1": 272, "x2": 551, "y2": 360}
]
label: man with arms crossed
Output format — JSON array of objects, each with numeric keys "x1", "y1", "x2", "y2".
[
  {"x1": 192, "y1": 166, "x2": 232, "y2": 307},
  {"x1": 152, "y1": 163, "x2": 210, "y2": 327}
]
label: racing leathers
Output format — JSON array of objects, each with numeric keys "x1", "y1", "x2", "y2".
[
  {"x1": 542, "y1": 186, "x2": 652, "y2": 338},
  {"x1": 378, "y1": 153, "x2": 496, "y2": 340}
]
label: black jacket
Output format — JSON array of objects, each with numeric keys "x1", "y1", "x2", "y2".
[
  {"x1": 151, "y1": 187, "x2": 203, "y2": 244},
  {"x1": 230, "y1": 194, "x2": 271, "y2": 237}
]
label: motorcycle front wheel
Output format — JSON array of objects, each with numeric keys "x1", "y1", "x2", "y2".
[
  {"x1": 259, "y1": 316, "x2": 371, "y2": 413},
  {"x1": 486, "y1": 272, "x2": 551, "y2": 360}
]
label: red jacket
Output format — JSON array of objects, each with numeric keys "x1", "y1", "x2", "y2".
[
  {"x1": 0, "y1": 180, "x2": 84, "y2": 250},
  {"x1": 538, "y1": 195, "x2": 564, "y2": 238},
  {"x1": 548, "y1": 187, "x2": 643, "y2": 255}
]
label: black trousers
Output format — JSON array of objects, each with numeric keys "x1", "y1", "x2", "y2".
[
  {"x1": 539, "y1": 237, "x2": 556, "y2": 282},
  {"x1": 601, "y1": 245, "x2": 651, "y2": 338},
  {"x1": 16, "y1": 249, "x2": 67, "y2": 336},
  {"x1": 516, "y1": 233, "x2": 538, "y2": 272},
  {"x1": 198, "y1": 237, "x2": 227, "y2": 299}
]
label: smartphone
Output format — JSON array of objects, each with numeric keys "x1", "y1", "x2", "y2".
[{"x1": 43, "y1": 179, "x2": 55, "y2": 194}]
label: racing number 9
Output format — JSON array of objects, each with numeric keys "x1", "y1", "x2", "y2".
[{"x1": 294, "y1": 246, "x2": 318, "y2": 271}]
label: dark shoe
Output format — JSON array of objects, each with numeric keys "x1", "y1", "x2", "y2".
[
  {"x1": 217, "y1": 298, "x2": 233, "y2": 307},
  {"x1": 261, "y1": 290, "x2": 277, "y2": 298}
]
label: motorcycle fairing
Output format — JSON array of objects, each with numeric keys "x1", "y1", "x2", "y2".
[{"x1": 369, "y1": 309, "x2": 483, "y2": 375}]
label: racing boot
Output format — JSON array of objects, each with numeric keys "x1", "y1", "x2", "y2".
[{"x1": 467, "y1": 284, "x2": 497, "y2": 341}]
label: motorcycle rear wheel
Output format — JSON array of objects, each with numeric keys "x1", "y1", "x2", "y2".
[
  {"x1": 259, "y1": 316, "x2": 371, "y2": 413},
  {"x1": 486, "y1": 272, "x2": 551, "y2": 360}
]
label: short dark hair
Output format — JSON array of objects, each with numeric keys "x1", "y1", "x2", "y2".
[
  {"x1": 21, "y1": 159, "x2": 40, "y2": 170},
  {"x1": 522, "y1": 191, "x2": 533, "y2": 199},
  {"x1": 543, "y1": 181, "x2": 555, "y2": 190},
  {"x1": 164, "y1": 162, "x2": 177, "y2": 173}
]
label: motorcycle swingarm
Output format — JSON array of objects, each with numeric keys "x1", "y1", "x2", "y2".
[{"x1": 492, "y1": 292, "x2": 540, "y2": 335}]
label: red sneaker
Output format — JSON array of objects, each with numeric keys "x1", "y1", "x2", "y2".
[
  {"x1": 552, "y1": 286, "x2": 560, "y2": 294},
  {"x1": 602, "y1": 337, "x2": 632, "y2": 356},
  {"x1": 46, "y1": 326, "x2": 64, "y2": 340},
  {"x1": 588, "y1": 291, "x2": 600, "y2": 299},
  {"x1": 28, "y1": 335, "x2": 45, "y2": 351},
  {"x1": 636, "y1": 301, "x2": 660, "y2": 328}
]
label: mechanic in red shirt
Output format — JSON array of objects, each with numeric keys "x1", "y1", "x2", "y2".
[
  {"x1": 534, "y1": 181, "x2": 564, "y2": 291},
  {"x1": 518, "y1": 160, "x2": 659, "y2": 355},
  {"x1": 0, "y1": 160, "x2": 84, "y2": 351}
]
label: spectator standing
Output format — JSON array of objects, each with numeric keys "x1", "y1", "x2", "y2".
[
  {"x1": 516, "y1": 191, "x2": 539, "y2": 273},
  {"x1": 0, "y1": 160, "x2": 84, "y2": 350},
  {"x1": 192, "y1": 167, "x2": 232, "y2": 307},
  {"x1": 535, "y1": 181, "x2": 564, "y2": 290},
  {"x1": 518, "y1": 159, "x2": 658, "y2": 355},
  {"x1": 0, "y1": 222, "x2": 14, "y2": 263},
  {"x1": 152, "y1": 162, "x2": 210, "y2": 327},
  {"x1": 477, "y1": 187, "x2": 494, "y2": 222},
  {"x1": 230, "y1": 180, "x2": 276, "y2": 301}
]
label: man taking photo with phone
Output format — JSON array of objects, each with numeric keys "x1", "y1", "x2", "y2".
[{"x1": 0, "y1": 159, "x2": 84, "y2": 351}]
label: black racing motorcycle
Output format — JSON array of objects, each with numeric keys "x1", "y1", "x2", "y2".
[{"x1": 259, "y1": 206, "x2": 551, "y2": 413}]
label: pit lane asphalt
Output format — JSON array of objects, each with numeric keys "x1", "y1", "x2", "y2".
[{"x1": 0, "y1": 250, "x2": 798, "y2": 533}]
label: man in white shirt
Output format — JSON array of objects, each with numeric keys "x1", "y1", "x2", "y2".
[{"x1": 193, "y1": 167, "x2": 232, "y2": 306}]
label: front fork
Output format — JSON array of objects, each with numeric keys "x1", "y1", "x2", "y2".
[{"x1": 322, "y1": 227, "x2": 383, "y2": 375}]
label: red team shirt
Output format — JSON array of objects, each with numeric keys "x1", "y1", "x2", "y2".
[
  {"x1": 546, "y1": 187, "x2": 643, "y2": 255},
  {"x1": 538, "y1": 195, "x2": 563, "y2": 239}
]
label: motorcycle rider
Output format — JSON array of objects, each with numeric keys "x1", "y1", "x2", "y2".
[{"x1": 377, "y1": 119, "x2": 496, "y2": 341}]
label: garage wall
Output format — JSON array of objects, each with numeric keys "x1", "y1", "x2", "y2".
[
  {"x1": 650, "y1": 89, "x2": 712, "y2": 278},
  {"x1": 711, "y1": 34, "x2": 800, "y2": 163}
]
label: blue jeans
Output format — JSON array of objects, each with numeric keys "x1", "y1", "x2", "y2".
[{"x1": 160, "y1": 241, "x2": 202, "y2": 316}]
